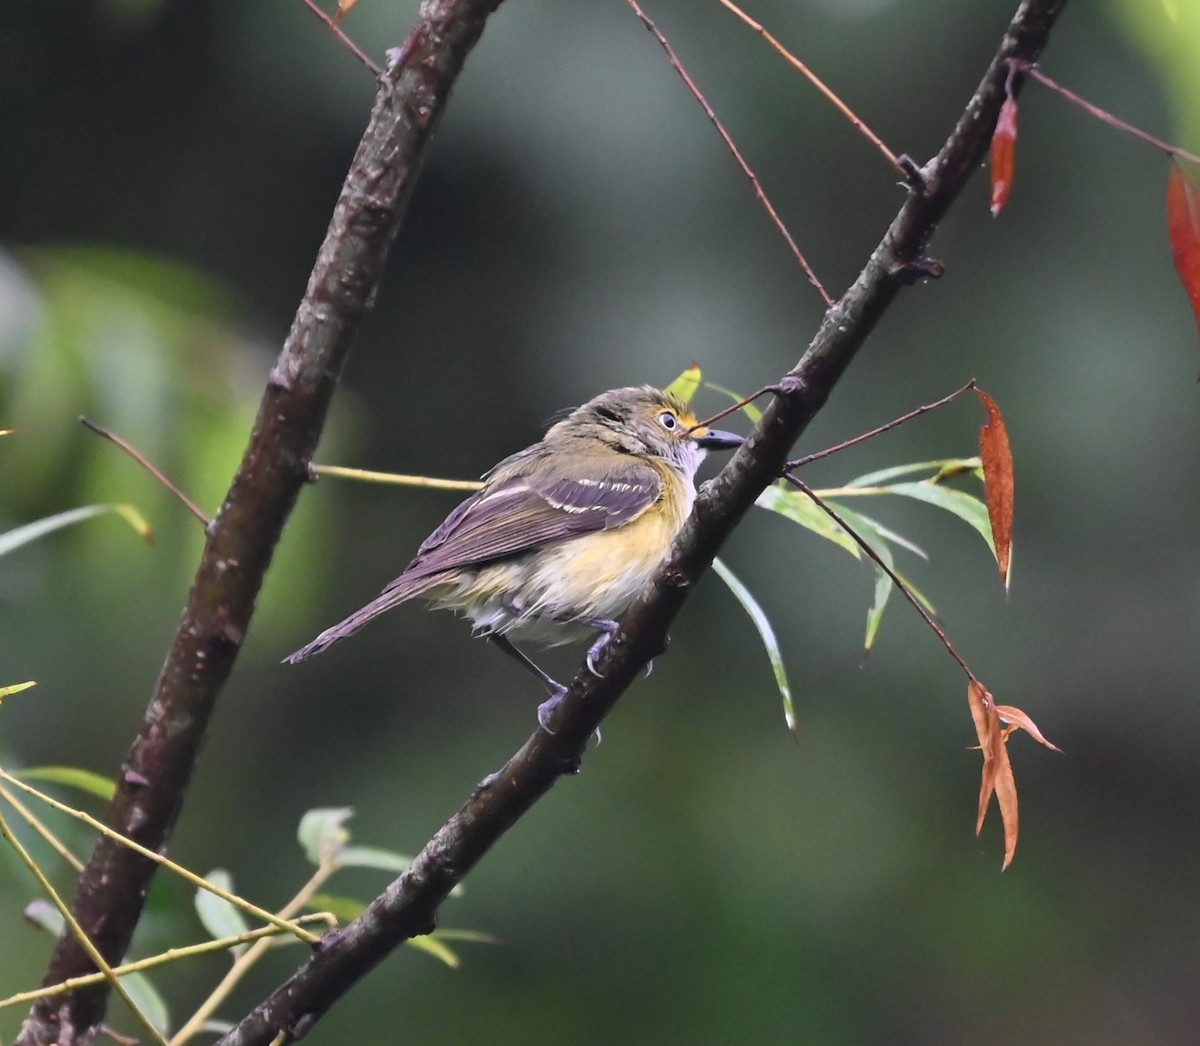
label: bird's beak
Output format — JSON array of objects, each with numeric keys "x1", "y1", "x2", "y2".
[{"x1": 692, "y1": 427, "x2": 743, "y2": 451}]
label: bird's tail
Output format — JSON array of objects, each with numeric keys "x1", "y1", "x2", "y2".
[{"x1": 283, "y1": 573, "x2": 442, "y2": 664}]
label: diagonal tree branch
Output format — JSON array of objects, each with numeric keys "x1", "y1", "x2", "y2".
[
  {"x1": 16, "y1": 2, "x2": 505, "y2": 1043},
  {"x1": 217, "y1": 1, "x2": 1069, "y2": 1043}
]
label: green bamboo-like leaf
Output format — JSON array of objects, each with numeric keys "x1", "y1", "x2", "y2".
[
  {"x1": 195, "y1": 870, "x2": 250, "y2": 956},
  {"x1": 756, "y1": 483, "x2": 861, "y2": 559},
  {"x1": 0, "y1": 680, "x2": 37, "y2": 701},
  {"x1": 0, "y1": 503, "x2": 153, "y2": 558},
  {"x1": 823, "y1": 503, "x2": 897, "y2": 653},
  {"x1": 407, "y1": 934, "x2": 462, "y2": 968},
  {"x1": 881, "y1": 482, "x2": 996, "y2": 559},
  {"x1": 711, "y1": 557, "x2": 796, "y2": 736},
  {"x1": 704, "y1": 381, "x2": 764, "y2": 424},
  {"x1": 19, "y1": 765, "x2": 117, "y2": 802},
  {"x1": 665, "y1": 365, "x2": 702, "y2": 403},
  {"x1": 847, "y1": 457, "x2": 982, "y2": 488},
  {"x1": 24, "y1": 899, "x2": 64, "y2": 935}
]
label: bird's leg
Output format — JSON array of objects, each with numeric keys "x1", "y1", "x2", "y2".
[{"x1": 487, "y1": 633, "x2": 567, "y2": 731}]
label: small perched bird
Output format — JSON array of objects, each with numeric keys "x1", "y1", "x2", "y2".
[{"x1": 286, "y1": 385, "x2": 741, "y2": 725}]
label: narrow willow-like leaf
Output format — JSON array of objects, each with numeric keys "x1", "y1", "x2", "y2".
[
  {"x1": 846, "y1": 457, "x2": 982, "y2": 488},
  {"x1": 665, "y1": 364, "x2": 703, "y2": 403},
  {"x1": 0, "y1": 681, "x2": 37, "y2": 701},
  {"x1": 880, "y1": 482, "x2": 996, "y2": 559},
  {"x1": 406, "y1": 934, "x2": 462, "y2": 968},
  {"x1": 823, "y1": 503, "x2": 896, "y2": 653},
  {"x1": 704, "y1": 381, "x2": 764, "y2": 424},
  {"x1": 0, "y1": 503, "x2": 152, "y2": 558},
  {"x1": 757, "y1": 483, "x2": 861, "y2": 559},
  {"x1": 18, "y1": 766, "x2": 117, "y2": 802},
  {"x1": 711, "y1": 557, "x2": 795, "y2": 736}
]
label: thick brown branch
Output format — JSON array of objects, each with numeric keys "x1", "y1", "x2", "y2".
[
  {"x1": 15, "y1": 2, "x2": 504, "y2": 1044},
  {"x1": 217, "y1": 1, "x2": 1069, "y2": 1043}
]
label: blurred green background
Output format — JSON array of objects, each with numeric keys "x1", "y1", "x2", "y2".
[{"x1": 2, "y1": 0, "x2": 1199, "y2": 1042}]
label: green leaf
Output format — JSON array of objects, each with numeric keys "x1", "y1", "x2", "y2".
[
  {"x1": 711, "y1": 557, "x2": 796, "y2": 737},
  {"x1": 195, "y1": 870, "x2": 250, "y2": 956},
  {"x1": 664, "y1": 365, "x2": 702, "y2": 403},
  {"x1": 703, "y1": 382, "x2": 763, "y2": 424},
  {"x1": 0, "y1": 680, "x2": 37, "y2": 701},
  {"x1": 881, "y1": 482, "x2": 996, "y2": 559},
  {"x1": 823, "y1": 503, "x2": 897, "y2": 653},
  {"x1": 122, "y1": 971, "x2": 171, "y2": 1034},
  {"x1": 24, "y1": 899, "x2": 64, "y2": 936},
  {"x1": 18, "y1": 765, "x2": 117, "y2": 802},
  {"x1": 335, "y1": 845, "x2": 412, "y2": 873},
  {"x1": 847, "y1": 457, "x2": 982, "y2": 488},
  {"x1": 298, "y1": 807, "x2": 353, "y2": 866},
  {"x1": 306, "y1": 892, "x2": 365, "y2": 923},
  {"x1": 756, "y1": 483, "x2": 861, "y2": 559},
  {"x1": 407, "y1": 934, "x2": 462, "y2": 968},
  {"x1": 0, "y1": 503, "x2": 152, "y2": 558}
]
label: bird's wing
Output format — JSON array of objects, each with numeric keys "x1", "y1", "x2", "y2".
[{"x1": 393, "y1": 459, "x2": 663, "y2": 587}]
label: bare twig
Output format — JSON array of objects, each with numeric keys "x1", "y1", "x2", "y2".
[
  {"x1": 1011, "y1": 59, "x2": 1200, "y2": 166},
  {"x1": 779, "y1": 473, "x2": 974, "y2": 679},
  {"x1": 80, "y1": 417, "x2": 210, "y2": 527},
  {"x1": 300, "y1": 0, "x2": 382, "y2": 76},
  {"x1": 715, "y1": 0, "x2": 908, "y2": 179},
  {"x1": 786, "y1": 381, "x2": 978, "y2": 469},
  {"x1": 624, "y1": 0, "x2": 833, "y2": 307}
]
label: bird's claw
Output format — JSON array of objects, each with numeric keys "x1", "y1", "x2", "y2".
[{"x1": 537, "y1": 684, "x2": 568, "y2": 733}]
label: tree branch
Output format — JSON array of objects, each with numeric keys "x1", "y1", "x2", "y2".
[
  {"x1": 217, "y1": 1, "x2": 1069, "y2": 1043},
  {"x1": 16, "y1": 2, "x2": 505, "y2": 1043}
]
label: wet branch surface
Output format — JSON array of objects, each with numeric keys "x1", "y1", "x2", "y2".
[
  {"x1": 16, "y1": 1, "x2": 505, "y2": 1043},
  {"x1": 215, "y1": 1, "x2": 1069, "y2": 1044}
]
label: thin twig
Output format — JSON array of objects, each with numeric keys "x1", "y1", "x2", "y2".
[
  {"x1": 80, "y1": 417, "x2": 210, "y2": 527},
  {"x1": 169, "y1": 862, "x2": 337, "y2": 1046},
  {"x1": 312, "y1": 464, "x2": 483, "y2": 491},
  {"x1": 624, "y1": 0, "x2": 833, "y2": 306},
  {"x1": 0, "y1": 769, "x2": 320, "y2": 945},
  {"x1": 300, "y1": 0, "x2": 382, "y2": 76},
  {"x1": 689, "y1": 384, "x2": 777, "y2": 432},
  {"x1": 1011, "y1": 59, "x2": 1200, "y2": 166},
  {"x1": 780, "y1": 473, "x2": 974, "y2": 681},
  {"x1": 786, "y1": 381, "x2": 977, "y2": 469},
  {"x1": 0, "y1": 810, "x2": 167, "y2": 1046},
  {"x1": 0, "y1": 916, "x2": 333, "y2": 1010},
  {"x1": 715, "y1": 0, "x2": 908, "y2": 178},
  {"x1": 0, "y1": 782, "x2": 85, "y2": 873}
]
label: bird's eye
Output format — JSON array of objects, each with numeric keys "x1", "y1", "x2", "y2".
[{"x1": 658, "y1": 411, "x2": 679, "y2": 431}]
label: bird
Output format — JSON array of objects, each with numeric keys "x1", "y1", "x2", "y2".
[{"x1": 285, "y1": 385, "x2": 742, "y2": 726}]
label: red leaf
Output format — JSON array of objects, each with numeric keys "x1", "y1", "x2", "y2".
[
  {"x1": 990, "y1": 96, "x2": 1018, "y2": 217},
  {"x1": 967, "y1": 680, "x2": 1019, "y2": 871},
  {"x1": 1167, "y1": 164, "x2": 1200, "y2": 349},
  {"x1": 995, "y1": 704, "x2": 1061, "y2": 752},
  {"x1": 975, "y1": 387, "x2": 1014, "y2": 589}
]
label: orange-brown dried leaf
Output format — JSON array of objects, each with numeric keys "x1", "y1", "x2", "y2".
[
  {"x1": 996, "y1": 704, "x2": 1061, "y2": 752},
  {"x1": 975, "y1": 388, "x2": 1014, "y2": 589},
  {"x1": 990, "y1": 96, "x2": 1018, "y2": 217},
  {"x1": 968, "y1": 679, "x2": 1019, "y2": 870},
  {"x1": 1167, "y1": 164, "x2": 1200, "y2": 349},
  {"x1": 335, "y1": 0, "x2": 360, "y2": 21}
]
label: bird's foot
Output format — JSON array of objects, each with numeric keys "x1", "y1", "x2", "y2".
[
  {"x1": 585, "y1": 620, "x2": 620, "y2": 677},
  {"x1": 537, "y1": 683, "x2": 568, "y2": 733}
]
